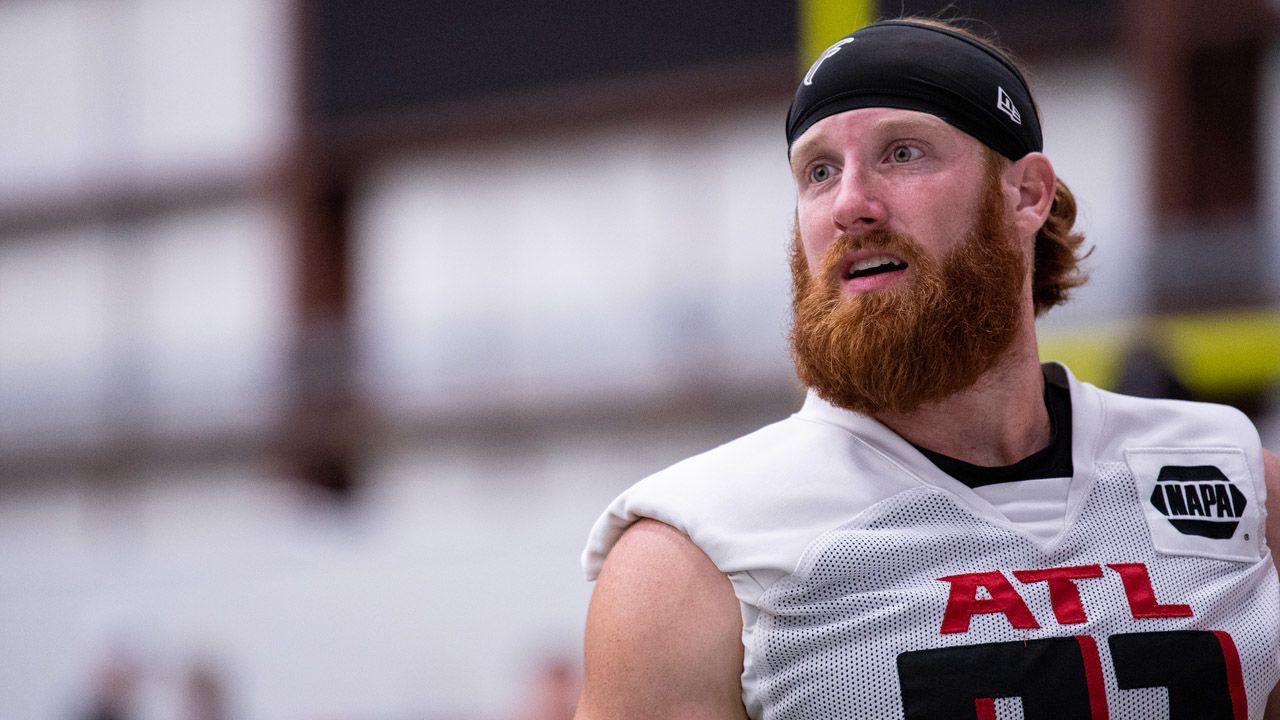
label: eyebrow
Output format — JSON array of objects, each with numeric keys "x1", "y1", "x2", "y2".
[
  {"x1": 789, "y1": 135, "x2": 822, "y2": 170},
  {"x1": 789, "y1": 114, "x2": 952, "y2": 169},
  {"x1": 871, "y1": 115, "x2": 950, "y2": 137}
]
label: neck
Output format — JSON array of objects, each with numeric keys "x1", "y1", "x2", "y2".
[{"x1": 873, "y1": 331, "x2": 1050, "y2": 467}]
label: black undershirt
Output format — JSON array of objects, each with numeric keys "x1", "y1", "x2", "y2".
[{"x1": 911, "y1": 377, "x2": 1073, "y2": 488}]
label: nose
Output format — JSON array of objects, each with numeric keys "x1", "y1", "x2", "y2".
[{"x1": 830, "y1": 167, "x2": 887, "y2": 234}]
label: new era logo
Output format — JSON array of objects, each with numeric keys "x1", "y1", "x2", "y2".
[
  {"x1": 996, "y1": 86, "x2": 1022, "y2": 125},
  {"x1": 1149, "y1": 465, "x2": 1247, "y2": 540}
]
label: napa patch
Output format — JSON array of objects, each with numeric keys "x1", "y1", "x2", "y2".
[{"x1": 1125, "y1": 448, "x2": 1263, "y2": 562}]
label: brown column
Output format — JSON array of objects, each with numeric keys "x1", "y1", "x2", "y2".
[
  {"x1": 1130, "y1": 0, "x2": 1277, "y2": 310},
  {"x1": 286, "y1": 0, "x2": 361, "y2": 501}
]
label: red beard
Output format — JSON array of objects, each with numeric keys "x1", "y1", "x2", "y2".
[{"x1": 789, "y1": 166, "x2": 1027, "y2": 416}]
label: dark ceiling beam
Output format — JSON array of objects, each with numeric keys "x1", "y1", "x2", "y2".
[
  {"x1": 306, "y1": 53, "x2": 796, "y2": 172},
  {"x1": 0, "y1": 53, "x2": 794, "y2": 238},
  {"x1": 0, "y1": 168, "x2": 276, "y2": 238},
  {"x1": 0, "y1": 377, "x2": 802, "y2": 483}
]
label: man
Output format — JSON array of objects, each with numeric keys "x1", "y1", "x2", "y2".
[{"x1": 576, "y1": 18, "x2": 1280, "y2": 719}]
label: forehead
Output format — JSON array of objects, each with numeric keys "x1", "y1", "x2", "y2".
[{"x1": 789, "y1": 107, "x2": 975, "y2": 159}]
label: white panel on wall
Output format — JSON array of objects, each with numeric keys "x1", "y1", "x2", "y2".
[
  {"x1": 1033, "y1": 57, "x2": 1152, "y2": 327},
  {"x1": 0, "y1": 201, "x2": 290, "y2": 444},
  {"x1": 353, "y1": 105, "x2": 799, "y2": 409},
  {"x1": 0, "y1": 465, "x2": 289, "y2": 720},
  {"x1": 132, "y1": 0, "x2": 291, "y2": 174},
  {"x1": 699, "y1": 106, "x2": 797, "y2": 380},
  {"x1": 134, "y1": 201, "x2": 291, "y2": 430},
  {"x1": 0, "y1": 417, "x2": 730, "y2": 720},
  {"x1": 0, "y1": 0, "x2": 84, "y2": 198},
  {"x1": 500, "y1": 126, "x2": 669, "y2": 389},
  {"x1": 354, "y1": 123, "x2": 674, "y2": 408},
  {"x1": 0, "y1": 227, "x2": 113, "y2": 440},
  {"x1": 0, "y1": 0, "x2": 289, "y2": 201},
  {"x1": 74, "y1": 0, "x2": 146, "y2": 179}
]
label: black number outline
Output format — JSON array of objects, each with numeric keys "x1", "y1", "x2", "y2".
[{"x1": 897, "y1": 630, "x2": 1245, "y2": 719}]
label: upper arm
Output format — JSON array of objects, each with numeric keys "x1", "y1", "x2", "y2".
[
  {"x1": 575, "y1": 519, "x2": 749, "y2": 720},
  {"x1": 1265, "y1": 450, "x2": 1280, "y2": 718},
  {"x1": 1265, "y1": 449, "x2": 1280, "y2": 574}
]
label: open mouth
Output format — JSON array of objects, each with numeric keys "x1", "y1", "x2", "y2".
[{"x1": 844, "y1": 254, "x2": 908, "y2": 281}]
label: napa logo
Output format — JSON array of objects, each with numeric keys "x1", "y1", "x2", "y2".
[{"x1": 1148, "y1": 465, "x2": 1247, "y2": 540}]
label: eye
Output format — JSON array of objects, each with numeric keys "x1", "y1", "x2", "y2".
[
  {"x1": 808, "y1": 163, "x2": 834, "y2": 183},
  {"x1": 890, "y1": 144, "x2": 922, "y2": 163}
]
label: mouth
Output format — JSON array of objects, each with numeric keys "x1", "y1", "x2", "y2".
[{"x1": 843, "y1": 254, "x2": 908, "y2": 282}]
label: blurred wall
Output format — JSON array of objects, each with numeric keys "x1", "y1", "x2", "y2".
[{"x1": 1, "y1": 2, "x2": 1279, "y2": 719}]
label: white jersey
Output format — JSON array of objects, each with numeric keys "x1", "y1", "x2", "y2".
[{"x1": 582, "y1": 363, "x2": 1280, "y2": 718}]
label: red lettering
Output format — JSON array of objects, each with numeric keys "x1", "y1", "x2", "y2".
[
  {"x1": 1013, "y1": 564, "x2": 1104, "y2": 625},
  {"x1": 941, "y1": 563, "x2": 1192, "y2": 635},
  {"x1": 974, "y1": 697, "x2": 997, "y2": 720},
  {"x1": 1213, "y1": 631, "x2": 1248, "y2": 720},
  {"x1": 1107, "y1": 563, "x2": 1193, "y2": 619},
  {"x1": 1075, "y1": 634, "x2": 1111, "y2": 719},
  {"x1": 938, "y1": 571, "x2": 1040, "y2": 634}
]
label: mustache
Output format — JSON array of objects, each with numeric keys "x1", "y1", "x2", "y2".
[{"x1": 817, "y1": 229, "x2": 925, "y2": 282}]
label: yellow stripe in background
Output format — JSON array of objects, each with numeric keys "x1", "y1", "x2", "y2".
[
  {"x1": 1160, "y1": 310, "x2": 1280, "y2": 396},
  {"x1": 1037, "y1": 310, "x2": 1280, "y2": 397},
  {"x1": 799, "y1": 0, "x2": 876, "y2": 72}
]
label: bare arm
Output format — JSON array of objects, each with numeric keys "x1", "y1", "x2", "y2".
[
  {"x1": 1264, "y1": 449, "x2": 1280, "y2": 719},
  {"x1": 575, "y1": 519, "x2": 750, "y2": 720},
  {"x1": 1264, "y1": 449, "x2": 1280, "y2": 574}
]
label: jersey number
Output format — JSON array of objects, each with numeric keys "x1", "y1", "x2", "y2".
[{"x1": 896, "y1": 630, "x2": 1247, "y2": 719}]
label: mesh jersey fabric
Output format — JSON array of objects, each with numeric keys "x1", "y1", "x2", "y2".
[{"x1": 582, "y1": 363, "x2": 1280, "y2": 718}]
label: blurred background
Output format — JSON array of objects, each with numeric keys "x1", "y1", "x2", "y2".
[{"x1": 1, "y1": 0, "x2": 1279, "y2": 718}]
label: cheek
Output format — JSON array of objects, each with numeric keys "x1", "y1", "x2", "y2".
[
  {"x1": 902, "y1": 174, "x2": 985, "y2": 249},
  {"x1": 800, "y1": 236, "x2": 829, "y2": 276},
  {"x1": 796, "y1": 214, "x2": 829, "y2": 275},
  {"x1": 914, "y1": 201, "x2": 973, "y2": 254}
]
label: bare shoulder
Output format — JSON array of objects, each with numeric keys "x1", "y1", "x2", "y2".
[
  {"x1": 1265, "y1": 448, "x2": 1279, "y2": 516},
  {"x1": 1264, "y1": 449, "x2": 1280, "y2": 574},
  {"x1": 576, "y1": 519, "x2": 749, "y2": 720},
  {"x1": 1257, "y1": 450, "x2": 1280, "y2": 717}
]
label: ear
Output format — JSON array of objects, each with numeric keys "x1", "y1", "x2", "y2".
[{"x1": 1005, "y1": 152, "x2": 1056, "y2": 240}]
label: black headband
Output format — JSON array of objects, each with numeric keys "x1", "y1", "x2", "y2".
[{"x1": 786, "y1": 22, "x2": 1042, "y2": 160}]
